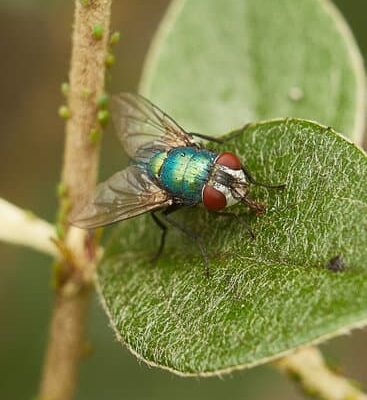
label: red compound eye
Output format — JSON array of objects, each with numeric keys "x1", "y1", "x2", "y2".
[
  {"x1": 216, "y1": 152, "x2": 241, "y2": 170},
  {"x1": 202, "y1": 185, "x2": 227, "y2": 211}
]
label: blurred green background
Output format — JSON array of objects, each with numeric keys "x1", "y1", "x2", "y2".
[{"x1": 0, "y1": 1, "x2": 366, "y2": 399}]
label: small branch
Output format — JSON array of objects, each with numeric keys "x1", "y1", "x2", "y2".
[
  {"x1": 38, "y1": 1, "x2": 112, "y2": 400},
  {"x1": 275, "y1": 347, "x2": 367, "y2": 400},
  {"x1": 0, "y1": 198, "x2": 56, "y2": 257}
]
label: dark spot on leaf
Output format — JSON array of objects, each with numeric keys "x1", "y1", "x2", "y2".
[{"x1": 326, "y1": 255, "x2": 346, "y2": 273}]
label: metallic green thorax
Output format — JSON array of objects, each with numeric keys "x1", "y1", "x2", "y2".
[{"x1": 147, "y1": 147, "x2": 217, "y2": 204}]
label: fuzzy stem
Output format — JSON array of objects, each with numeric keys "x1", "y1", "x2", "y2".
[
  {"x1": 276, "y1": 347, "x2": 367, "y2": 400},
  {"x1": 0, "y1": 198, "x2": 56, "y2": 257},
  {"x1": 38, "y1": 1, "x2": 112, "y2": 399}
]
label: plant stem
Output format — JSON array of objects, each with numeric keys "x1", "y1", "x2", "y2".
[
  {"x1": 276, "y1": 346, "x2": 367, "y2": 400},
  {"x1": 0, "y1": 198, "x2": 56, "y2": 257},
  {"x1": 38, "y1": 1, "x2": 112, "y2": 399}
]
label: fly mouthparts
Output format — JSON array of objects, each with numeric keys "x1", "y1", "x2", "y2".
[
  {"x1": 240, "y1": 197, "x2": 266, "y2": 215},
  {"x1": 253, "y1": 202, "x2": 266, "y2": 216}
]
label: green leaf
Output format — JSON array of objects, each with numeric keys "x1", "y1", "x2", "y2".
[
  {"x1": 98, "y1": 119, "x2": 367, "y2": 375},
  {"x1": 97, "y1": 0, "x2": 367, "y2": 376},
  {"x1": 141, "y1": 0, "x2": 365, "y2": 142}
]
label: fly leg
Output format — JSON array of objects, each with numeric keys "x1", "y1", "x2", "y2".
[
  {"x1": 190, "y1": 128, "x2": 286, "y2": 189},
  {"x1": 150, "y1": 204, "x2": 182, "y2": 264},
  {"x1": 161, "y1": 211, "x2": 210, "y2": 278},
  {"x1": 150, "y1": 213, "x2": 168, "y2": 264},
  {"x1": 189, "y1": 132, "x2": 225, "y2": 144},
  {"x1": 240, "y1": 195, "x2": 267, "y2": 216},
  {"x1": 212, "y1": 211, "x2": 255, "y2": 240},
  {"x1": 241, "y1": 164, "x2": 286, "y2": 190},
  {"x1": 189, "y1": 123, "x2": 252, "y2": 144}
]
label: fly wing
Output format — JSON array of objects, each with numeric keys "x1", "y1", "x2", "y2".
[
  {"x1": 111, "y1": 93, "x2": 195, "y2": 160},
  {"x1": 71, "y1": 165, "x2": 172, "y2": 229}
]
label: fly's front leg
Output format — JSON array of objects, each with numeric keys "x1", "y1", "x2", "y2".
[
  {"x1": 190, "y1": 129, "x2": 286, "y2": 189},
  {"x1": 212, "y1": 211, "x2": 255, "y2": 240},
  {"x1": 189, "y1": 124, "x2": 252, "y2": 144},
  {"x1": 189, "y1": 132, "x2": 225, "y2": 144},
  {"x1": 241, "y1": 165, "x2": 286, "y2": 190}
]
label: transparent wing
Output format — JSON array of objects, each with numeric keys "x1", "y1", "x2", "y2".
[
  {"x1": 111, "y1": 92, "x2": 195, "y2": 160},
  {"x1": 70, "y1": 165, "x2": 172, "y2": 229}
]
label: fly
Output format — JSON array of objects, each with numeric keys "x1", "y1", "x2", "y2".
[{"x1": 71, "y1": 93, "x2": 285, "y2": 276}]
